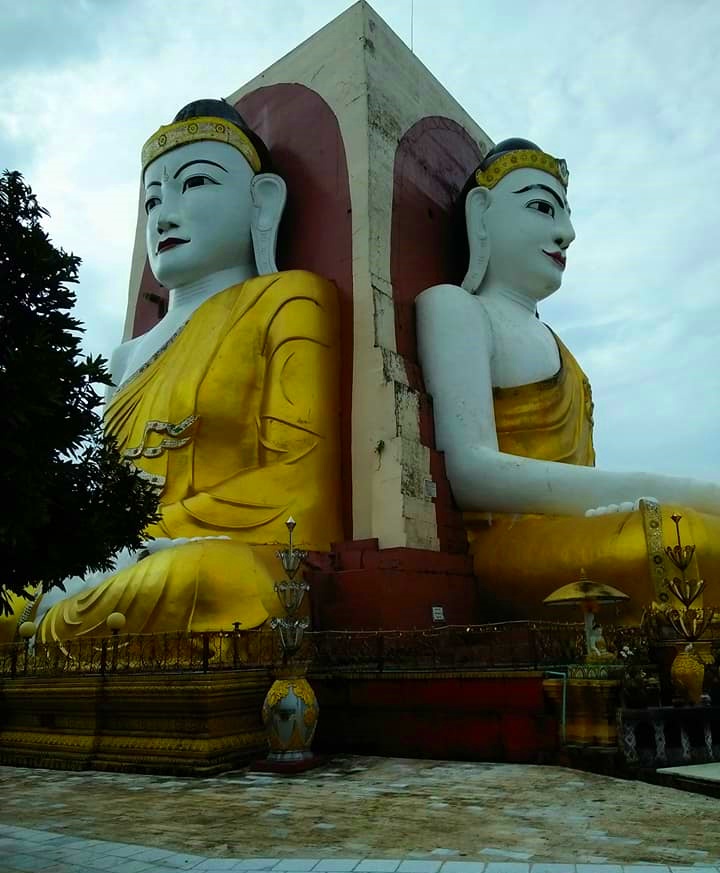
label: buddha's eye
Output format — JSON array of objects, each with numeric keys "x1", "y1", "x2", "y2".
[
  {"x1": 145, "y1": 196, "x2": 161, "y2": 215},
  {"x1": 526, "y1": 199, "x2": 555, "y2": 218},
  {"x1": 182, "y1": 175, "x2": 218, "y2": 192}
]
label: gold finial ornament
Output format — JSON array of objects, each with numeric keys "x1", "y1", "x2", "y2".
[
  {"x1": 475, "y1": 149, "x2": 569, "y2": 190},
  {"x1": 141, "y1": 116, "x2": 262, "y2": 173}
]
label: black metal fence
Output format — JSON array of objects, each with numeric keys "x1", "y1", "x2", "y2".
[{"x1": 0, "y1": 621, "x2": 593, "y2": 678}]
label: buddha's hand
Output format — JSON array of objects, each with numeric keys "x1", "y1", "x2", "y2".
[
  {"x1": 584, "y1": 497, "x2": 659, "y2": 517},
  {"x1": 137, "y1": 535, "x2": 232, "y2": 559}
]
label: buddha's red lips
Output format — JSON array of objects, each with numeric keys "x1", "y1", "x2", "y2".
[
  {"x1": 543, "y1": 250, "x2": 566, "y2": 269},
  {"x1": 157, "y1": 238, "x2": 189, "y2": 253}
]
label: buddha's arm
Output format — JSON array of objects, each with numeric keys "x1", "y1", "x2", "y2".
[
  {"x1": 105, "y1": 340, "x2": 133, "y2": 405},
  {"x1": 157, "y1": 289, "x2": 338, "y2": 534},
  {"x1": 417, "y1": 284, "x2": 720, "y2": 517}
]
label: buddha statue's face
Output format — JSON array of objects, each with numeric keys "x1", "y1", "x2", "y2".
[
  {"x1": 144, "y1": 140, "x2": 255, "y2": 288},
  {"x1": 478, "y1": 167, "x2": 575, "y2": 301}
]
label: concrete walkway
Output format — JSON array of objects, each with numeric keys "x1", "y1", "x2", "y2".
[
  {"x1": 2, "y1": 826, "x2": 720, "y2": 873},
  {"x1": 658, "y1": 763, "x2": 720, "y2": 784},
  {"x1": 1, "y1": 757, "x2": 719, "y2": 872}
]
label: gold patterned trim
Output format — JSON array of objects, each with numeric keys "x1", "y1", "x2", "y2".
[
  {"x1": 475, "y1": 149, "x2": 569, "y2": 190},
  {"x1": 116, "y1": 322, "x2": 188, "y2": 394},
  {"x1": 142, "y1": 117, "x2": 261, "y2": 173},
  {"x1": 639, "y1": 499, "x2": 669, "y2": 603},
  {"x1": 123, "y1": 416, "x2": 198, "y2": 461}
]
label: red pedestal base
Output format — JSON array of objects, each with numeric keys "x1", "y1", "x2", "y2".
[{"x1": 308, "y1": 539, "x2": 479, "y2": 631}]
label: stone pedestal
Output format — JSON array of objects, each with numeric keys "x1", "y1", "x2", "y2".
[{"x1": 0, "y1": 671, "x2": 271, "y2": 775}]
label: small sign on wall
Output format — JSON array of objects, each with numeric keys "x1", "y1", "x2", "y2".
[
  {"x1": 431, "y1": 605, "x2": 445, "y2": 622},
  {"x1": 423, "y1": 478, "x2": 437, "y2": 499}
]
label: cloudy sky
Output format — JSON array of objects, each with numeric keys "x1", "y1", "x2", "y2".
[{"x1": 2, "y1": 0, "x2": 718, "y2": 484}]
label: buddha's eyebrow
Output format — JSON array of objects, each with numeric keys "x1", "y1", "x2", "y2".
[
  {"x1": 512, "y1": 184, "x2": 567, "y2": 211},
  {"x1": 173, "y1": 159, "x2": 228, "y2": 179}
]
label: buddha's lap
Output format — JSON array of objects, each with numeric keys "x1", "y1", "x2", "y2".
[
  {"x1": 465, "y1": 502, "x2": 720, "y2": 623},
  {"x1": 37, "y1": 539, "x2": 281, "y2": 641}
]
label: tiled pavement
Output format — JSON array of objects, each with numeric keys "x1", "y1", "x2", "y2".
[
  {"x1": 2, "y1": 829, "x2": 720, "y2": 873},
  {"x1": 2, "y1": 757, "x2": 719, "y2": 873}
]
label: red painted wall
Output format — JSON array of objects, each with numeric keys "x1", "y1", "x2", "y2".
[{"x1": 313, "y1": 673, "x2": 559, "y2": 763}]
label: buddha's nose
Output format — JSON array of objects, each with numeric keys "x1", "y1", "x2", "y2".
[
  {"x1": 157, "y1": 213, "x2": 180, "y2": 234},
  {"x1": 555, "y1": 214, "x2": 576, "y2": 249}
]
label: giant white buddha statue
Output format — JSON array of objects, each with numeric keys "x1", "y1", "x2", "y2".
[
  {"x1": 1, "y1": 99, "x2": 343, "y2": 642},
  {"x1": 416, "y1": 139, "x2": 720, "y2": 620}
]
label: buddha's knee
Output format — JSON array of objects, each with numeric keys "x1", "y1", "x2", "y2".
[
  {"x1": 38, "y1": 539, "x2": 278, "y2": 641},
  {"x1": 468, "y1": 504, "x2": 720, "y2": 622}
]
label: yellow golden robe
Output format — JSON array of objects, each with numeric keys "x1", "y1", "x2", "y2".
[
  {"x1": 33, "y1": 271, "x2": 343, "y2": 641},
  {"x1": 465, "y1": 337, "x2": 720, "y2": 622}
]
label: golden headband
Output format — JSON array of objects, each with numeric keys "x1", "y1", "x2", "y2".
[
  {"x1": 474, "y1": 149, "x2": 569, "y2": 190},
  {"x1": 141, "y1": 116, "x2": 262, "y2": 174}
]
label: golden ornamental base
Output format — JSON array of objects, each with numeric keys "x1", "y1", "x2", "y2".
[
  {"x1": 0, "y1": 670, "x2": 271, "y2": 775},
  {"x1": 670, "y1": 647, "x2": 705, "y2": 706},
  {"x1": 261, "y1": 671, "x2": 319, "y2": 763}
]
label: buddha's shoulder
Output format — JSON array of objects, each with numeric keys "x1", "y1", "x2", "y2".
[
  {"x1": 108, "y1": 333, "x2": 144, "y2": 387},
  {"x1": 242, "y1": 272, "x2": 338, "y2": 325},
  {"x1": 417, "y1": 283, "x2": 490, "y2": 324},
  {"x1": 246, "y1": 270, "x2": 334, "y2": 300},
  {"x1": 217, "y1": 271, "x2": 334, "y2": 316}
]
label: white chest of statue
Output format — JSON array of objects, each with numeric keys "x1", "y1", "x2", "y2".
[{"x1": 478, "y1": 295, "x2": 561, "y2": 388}]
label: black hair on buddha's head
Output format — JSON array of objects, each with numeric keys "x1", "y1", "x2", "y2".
[
  {"x1": 478, "y1": 138, "x2": 542, "y2": 172},
  {"x1": 173, "y1": 98, "x2": 273, "y2": 173}
]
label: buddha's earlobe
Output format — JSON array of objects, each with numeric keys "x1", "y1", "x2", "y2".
[
  {"x1": 250, "y1": 173, "x2": 287, "y2": 275},
  {"x1": 461, "y1": 186, "x2": 492, "y2": 294}
]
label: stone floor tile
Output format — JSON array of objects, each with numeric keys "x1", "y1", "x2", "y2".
[
  {"x1": 440, "y1": 863, "x2": 486, "y2": 873},
  {"x1": 622, "y1": 867, "x2": 670, "y2": 873},
  {"x1": 272, "y1": 862, "x2": 321, "y2": 872},
  {"x1": 103, "y1": 861, "x2": 166, "y2": 873},
  {"x1": 194, "y1": 861, "x2": 248, "y2": 872},
  {"x1": 482, "y1": 853, "x2": 533, "y2": 863},
  {"x1": 484, "y1": 864, "x2": 530, "y2": 873},
  {"x1": 130, "y1": 847, "x2": 179, "y2": 863},
  {"x1": 315, "y1": 862, "x2": 362, "y2": 873},
  {"x1": 576, "y1": 867, "x2": 623, "y2": 873},
  {"x1": 154, "y1": 851, "x2": 210, "y2": 869},
  {"x1": 531, "y1": 866, "x2": 576, "y2": 873},
  {"x1": 102, "y1": 842, "x2": 151, "y2": 858},
  {"x1": 397, "y1": 862, "x2": 443, "y2": 873},
  {"x1": 119, "y1": 867, "x2": 173, "y2": 873},
  {"x1": 30, "y1": 865, "x2": 86, "y2": 873},
  {"x1": 356, "y1": 861, "x2": 402, "y2": 872},
  {"x1": 2, "y1": 854, "x2": 56, "y2": 872},
  {"x1": 235, "y1": 860, "x2": 281, "y2": 871},
  {"x1": 19, "y1": 830, "x2": 69, "y2": 844},
  {"x1": 50, "y1": 849, "x2": 107, "y2": 867},
  {"x1": 669, "y1": 869, "x2": 719, "y2": 873}
]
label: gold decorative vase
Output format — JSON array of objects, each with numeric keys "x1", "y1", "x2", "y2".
[
  {"x1": 261, "y1": 672, "x2": 319, "y2": 762},
  {"x1": 670, "y1": 646, "x2": 705, "y2": 706}
]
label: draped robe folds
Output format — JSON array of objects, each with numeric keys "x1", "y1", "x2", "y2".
[
  {"x1": 464, "y1": 337, "x2": 720, "y2": 622},
  {"x1": 33, "y1": 271, "x2": 344, "y2": 641}
]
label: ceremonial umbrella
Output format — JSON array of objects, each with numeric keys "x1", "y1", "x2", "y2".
[{"x1": 544, "y1": 571, "x2": 630, "y2": 657}]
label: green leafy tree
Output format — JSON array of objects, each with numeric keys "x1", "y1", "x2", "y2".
[{"x1": 0, "y1": 170, "x2": 159, "y2": 616}]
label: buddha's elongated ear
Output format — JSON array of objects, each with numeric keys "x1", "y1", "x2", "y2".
[
  {"x1": 461, "y1": 186, "x2": 492, "y2": 294},
  {"x1": 250, "y1": 173, "x2": 287, "y2": 275}
]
